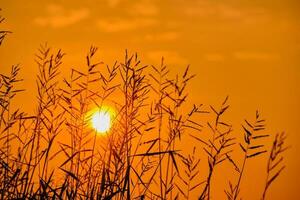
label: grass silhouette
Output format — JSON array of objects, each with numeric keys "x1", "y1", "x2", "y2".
[{"x1": 0, "y1": 10, "x2": 289, "y2": 199}]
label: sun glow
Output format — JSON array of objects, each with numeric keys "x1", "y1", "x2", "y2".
[{"x1": 89, "y1": 106, "x2": 116, "y2": 134}]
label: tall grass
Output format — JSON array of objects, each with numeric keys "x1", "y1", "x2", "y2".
[
  {"x1": 0, "y1": 10, "x2": 289, "y2": 199},
  {"x1": 0, "y1": 9, "x2": 11, "y2": 46}
]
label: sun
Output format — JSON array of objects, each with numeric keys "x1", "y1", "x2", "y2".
[{"x1": 89, "y1": 106, "x2": 116, "y2": 134}]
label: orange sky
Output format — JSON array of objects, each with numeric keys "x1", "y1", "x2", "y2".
[{"x1": 1, "y1": 0, "x2": 299, "y2": 199}]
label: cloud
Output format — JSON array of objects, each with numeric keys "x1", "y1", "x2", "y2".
[
  {"x1": 106, "y1": 0, "x2": 121, "y2": 8},
  {"x1": 34, "y1": 4, "x2": 89, "y2": 28},
  {"x1": 184, "y1": 1, "x2": 267, "y2": 22},
  {"x1": 147, "y1": 50, "x2": 188, "y2": 65},
  {"x1": 98, "y1": 0, "x2": 159, "y2": 33},
  {"x1": 233, "y1": 51, "x2": 278, "y2": 61},
  {"x1": 130, "y1": 0, "x2": 159, "y2": 16},
  {"x1": 145, "y1": 31, "x2": 180, "y2": 41},
  {"x1": 217, "y1": 4, "x2": 243, "y2": 20},
  {"x1": 203, "y1": 53, "x2": 225, "y2": 62},
  {"x1": 184, "y1": 2, "x2": 215, "y2": 18},
  {"x1": 97, "y1": 18, "x2": 158, "y2": 32}
]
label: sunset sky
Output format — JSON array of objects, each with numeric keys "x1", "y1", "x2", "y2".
[{"x1": 1, "y1": 0, "x2": 299, "y2": 199}]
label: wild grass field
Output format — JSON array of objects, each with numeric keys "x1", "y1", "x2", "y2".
[{"x1": 0, "y1": 9, "x2": 289, "y2": 200}]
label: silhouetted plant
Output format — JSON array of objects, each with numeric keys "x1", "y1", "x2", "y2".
[
  {"x1": 261, "y1": 132, "x2": 289, "y2": 200},
  {"x1": 0, "y1": 11, "x2": 290, "y2": 200},
  {"x1": 0, "y1": 9, "x2": 11, "y2": 45},
  {"x1": 224, "y1": 111, "x2": 269, "y2": 200}
]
